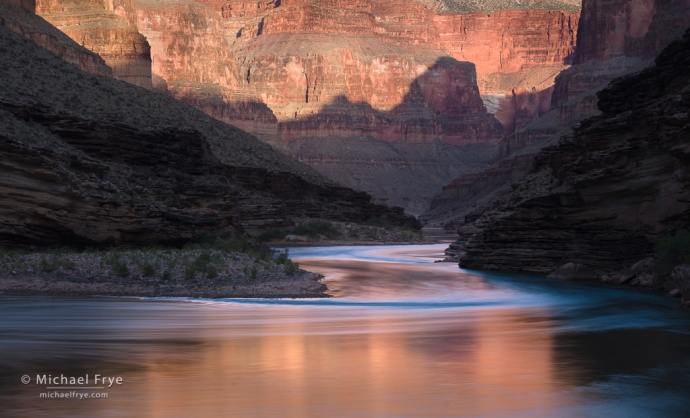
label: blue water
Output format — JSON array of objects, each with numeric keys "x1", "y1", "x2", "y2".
[{"x1": 1, "y1": 244, "x2": 689, "y2": 417}]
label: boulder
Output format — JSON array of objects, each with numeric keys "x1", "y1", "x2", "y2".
[
  {"x1": 547, "y1": 263, "x2": 599, "y2": 281},
  {"x1": 620, "y1": 257, "x2": 654, "y2": 283},
  {"x1": 671, "y1": 265, "x2": 690, "y2": 299}
]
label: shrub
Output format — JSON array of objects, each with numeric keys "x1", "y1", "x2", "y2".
[
  {"x1": 113, "y1": 261, "x2": 130, "y2": 278},
  {"x1": 655, "y1": 229, "x2": 690, "y2": 273},
  {"x1": 140, "y1": 262, "x2": 157, "y2": 277},
  {"x1": 184, "y1": 264, "x2": 196, "y2": 280},
  {"x1": 275, "y1": 250, "x2": 289, "y2": 265},
  {"x1": 206, "y1": 265, "x2": 218, "y2": 279},
  {"x1": 284, "y1": 261, "x2": 299, "y2": 276},
  {"x1": 39, "y1": 256, "x2": 55, "y2": 273},
  {"x1": 161, "y1": 270, "x2": 172, "y2": 281},
  {"x1": 250, "y1": 265, "x2": 258, "y2": 280}
]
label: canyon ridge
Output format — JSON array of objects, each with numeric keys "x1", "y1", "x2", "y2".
[{"x1": 27, "y1": 0, "x2": 582, "y2": 214}]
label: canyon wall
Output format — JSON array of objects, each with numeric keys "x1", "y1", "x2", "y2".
[
  {"x1": 0, "y1": 2, "x2": 113, "y2": 77},
  {"x1": 424, "y1": 0, "x2": 690, "y2": 226},
  {"x1": 35, "y1": 0, "x2": 152, "y2": 88},
  {"x1": 28, "y1": 0, "x2": 581, "y2": 214},
  {"x1": 0, "y1": 23, "x2": 418, "y2": 248},
  {"x1": 454, "y1": 28, "x2": 690, "y2": 276},
  {"x1": 434, "y1": 9, "x2": 579, "y2": 133},
  {"x1": 0, "y1": 0, "x2": 35, "y2": 12},
  {"x1": 116, "y1": 0, "x2": 581, "y2": 214}
]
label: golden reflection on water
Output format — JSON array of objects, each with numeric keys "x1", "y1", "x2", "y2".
[{"x1": 3, "y1": 245, "x2": 645, "y2": 417}]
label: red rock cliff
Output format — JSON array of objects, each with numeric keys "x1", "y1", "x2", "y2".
[
  {"x1": 0, "y1": 2, "x2": 112, "y2": 76},
  {"x1": 35, "y1": 0, "x2": 152, "y2": 88},
  {"x1": 553, "y1": 0, "x2": 690, "y2": 120}
]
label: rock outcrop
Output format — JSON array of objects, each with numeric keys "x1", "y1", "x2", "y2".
[
  {"x1": 35, "y1": 0, "x2": 152, "y2": 88},
  {"x1": 1, "y1": 0, "x2": 35, "y2": 12},
  {"x1": 0, "y1": 2, "x2": 112, "y2": 77},
  {"x1": 423, "y1": 0, "x2": 690, "y2": 227},
  {"x1": 118, "y1": 0, "x2": 511, "y2": 213},
  {"x1": 0, "y1": 22, "x2": 418, "y2": 248},
  {"x1": 33, "y1": 0, "x2": 582, "y2": 214},
  {"x1": 451, "y1": 28, "x2": 690, "y2": 277},
  {"x1": 434, "y1": 9, "x2": 579, "y2": 134}
]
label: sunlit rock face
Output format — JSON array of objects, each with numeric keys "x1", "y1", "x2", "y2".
[
  {"x1": 422, "y1": 0, "x2": 690, "y2": 227},
  {"x1": 35, "y1": 0, "x2": 152, "y2": 88},
  {"x1": 0, "y1": 2, "x2": 113, "y2": 77},
  {"x1": 32, "y1": 0, "x2": 581, "y2": 214},
  {"x1": 434, "y1": 9, "x2": 580, "y2": 134}
]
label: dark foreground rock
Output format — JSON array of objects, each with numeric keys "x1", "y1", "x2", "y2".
[
  {"x1": 450, "y1": 28, "x2": 690, "y2": 287},
  {"x1": 0, "y1": 13, "x2": 418, "y2": 250}
]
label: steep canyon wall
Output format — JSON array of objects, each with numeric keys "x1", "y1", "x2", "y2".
[
  {"x1": 35, "y1": 0, "x2": 152, "y2": 88},
  {"x1": 424, "y1": 0, "x2": 690, "y2": 226}
]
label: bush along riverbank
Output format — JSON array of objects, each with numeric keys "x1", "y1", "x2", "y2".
[
  {"x1": 0, "y1": 235, "x2": 327, "y2": 298},
  {"x1": 546, "y1": 230, "x2": 690, "y2": 308},
  {"x1": 258, "y1": 219, "x2": 434, "y2": 245}
]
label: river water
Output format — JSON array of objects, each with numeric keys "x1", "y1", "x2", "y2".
[{"x1": 1, "y1": 240, "x2": 689, "y2": 417}]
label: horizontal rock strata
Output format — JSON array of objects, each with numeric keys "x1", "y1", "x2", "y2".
[
  {"x1": 36, "y1": 0, "x2": 152, "y2": 88},
  {"x1": 453, "y1": 28, "x2": 690, "y2": 274},
  {"x1": 0, "y1": 23, "x2": 418, "y2": 248},
  {"x1": 0, "y1": 3, "x2": 112, "y2": 76}
]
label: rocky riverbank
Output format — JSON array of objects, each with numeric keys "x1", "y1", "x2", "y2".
[{"x1": 0, "y1": 238, "x2": 329, "y2": 298}]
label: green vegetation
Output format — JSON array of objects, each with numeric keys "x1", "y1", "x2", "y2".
[
  {"x1": 654, "y1": 229, "x2": 690, "y2": 273},
  {"x1": 0, "y1": 234, "x2": 300, "y2": 282}
]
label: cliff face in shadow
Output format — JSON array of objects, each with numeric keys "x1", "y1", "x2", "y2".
[
  {"x1": 450, "y1": 28, "x2": 690, "y2": 276},
  {"x1": 0, "y1": 19, "x2": 418, "y2": 249}
]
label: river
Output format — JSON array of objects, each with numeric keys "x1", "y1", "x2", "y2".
[{"x1": 1, "y1": 239, "x2": 689, "y2": 417}]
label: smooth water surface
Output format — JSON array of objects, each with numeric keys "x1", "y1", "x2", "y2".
[{"x1": 1, "y1": 243, "x2": 689, "y2": 417}]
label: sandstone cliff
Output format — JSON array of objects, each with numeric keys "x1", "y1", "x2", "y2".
[
  {"x1": 0, "y1": 22, "x2": 418, "y2": 248},
  {"x1": 36, "y1": 0, "x2": 581, "y2": 214},
  {"x1": 35, "y1": 0, "x2": 152, "y2": 88},
  {"x1": 0, "y1": 2, "x2": 112, "y2": 77},
  {"x1": 451, "y1": 28, "x2": 690, "y2": 277},
  {"x1": 424, "y1": 0, "x2": 690, "y2": 226}
]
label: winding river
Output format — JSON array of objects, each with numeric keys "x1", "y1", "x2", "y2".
[{"x1": 1, "y1": 238, "x2": 690, "y2": 417}]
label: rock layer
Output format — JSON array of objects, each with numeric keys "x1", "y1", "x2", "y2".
[
  {"x1": 35, "y1": 0, "x2": 152, "y2": 88},
  {"x1": 0, "y1": 23, "x2": 418, "y2": 248},
  {"x1": 39, "y1": 0, "x2": 581, "y2": 213},
  {"x1": 424, "y1": 0, "x2": 690, "y2": 227},
  {"x1": 0, "y1": 0, "x2": 35, "y2": 12},
  {"x1": 453, "y1": 28, "x2": 690, "y2": 274},
  {"x1": 0, "y1": 2, "x2": 112, "y2": 77}
]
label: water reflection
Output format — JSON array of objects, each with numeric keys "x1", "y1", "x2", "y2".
[{"x1": 1, "y1": 244, "x2": 689, "y2": 417}]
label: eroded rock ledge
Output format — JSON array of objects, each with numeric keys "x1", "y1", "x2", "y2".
[{"x1": 451, "y1": 28, "x2": 690, "y2": 279}]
